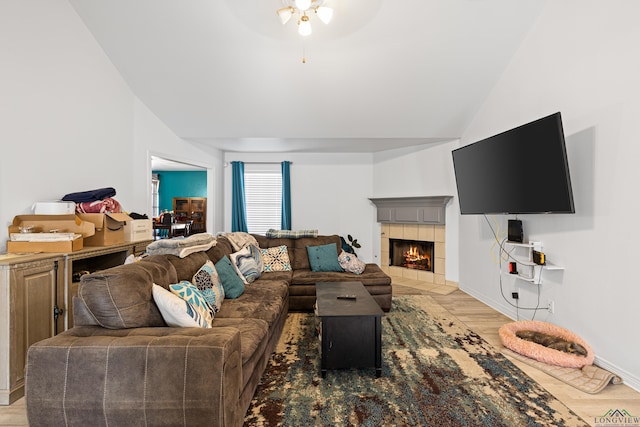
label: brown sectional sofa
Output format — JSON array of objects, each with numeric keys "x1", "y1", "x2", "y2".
[{"x1": 25, "y1": 234, "x2": 391, "y2": 427}]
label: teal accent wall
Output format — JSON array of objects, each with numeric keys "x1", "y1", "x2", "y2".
[{"x1": 153, "y1": 170, "x2": 207, "y2": 212}]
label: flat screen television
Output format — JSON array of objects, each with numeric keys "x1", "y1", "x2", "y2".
[{"x1": 452, "y1": 112, "x2": 575, "y2": 215}]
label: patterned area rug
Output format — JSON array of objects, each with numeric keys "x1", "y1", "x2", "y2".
[{"x1": 244, "y1": 295, "x2": 588, "y2": 426}]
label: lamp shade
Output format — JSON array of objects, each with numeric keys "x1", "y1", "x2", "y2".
[
  {"x1": 277, "y1": 7, "x2": 293, "y2": 25},
  {"x1": 298, "y1": 17, "x2": 312, "y2": 36},
  {"x1": 315, "y1": 6, "x2": 333, "y2": 24}
]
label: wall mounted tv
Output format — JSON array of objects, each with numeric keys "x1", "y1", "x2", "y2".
[{"x1": 452, "y1": 112, "x2": 575, "y2": 215}]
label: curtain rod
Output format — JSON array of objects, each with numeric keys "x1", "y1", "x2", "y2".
[{"x1": 224, "y1": 161, "x2": 292, "y2": 167}]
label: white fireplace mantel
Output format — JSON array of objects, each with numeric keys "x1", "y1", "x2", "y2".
[{"x1": 369, "y1": 196, "x2": 453, "y2": 225}]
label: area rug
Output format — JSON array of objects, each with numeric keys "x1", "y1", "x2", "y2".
[
  {"x1": 244, "y1": 295, "x2": 588, "y2": 426},
  {"x1": 503, "y1": 347, "x2": 623, "y2": 394}
]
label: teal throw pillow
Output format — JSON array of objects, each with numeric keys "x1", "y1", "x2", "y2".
[
  {"x1": 307, "y1": 243, "x2": 344, "y2": 272},
  {"x1": 215, "y1": 255, "x2": 245, "y2": 299}
]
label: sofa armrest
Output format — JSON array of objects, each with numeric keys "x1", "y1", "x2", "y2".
[{"x1": 26, "y1": 326, "x2": 244, "y2": 427}]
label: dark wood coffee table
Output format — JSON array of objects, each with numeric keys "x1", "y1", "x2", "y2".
[{"x1": 315, "y1": 281, "x2": 384, "y2": 378}]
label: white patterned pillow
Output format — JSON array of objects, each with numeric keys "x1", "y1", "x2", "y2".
[
  {"x1": 261, "y1": 245, "x2": 292, "y2": 272},
  {"x1": 338, "y1": 250, "x2": 366, "y2": 275},
  {"x1": 169, "y1": 280, "x2": 214, "y2": 327},
  {"x1": 192, "y1": 260, "x2": 225, "y2": 312},
  {"x1": 152, "y1": 284, "x2": 209, "y2": 328},
  {"x1": 249, "y1": 244, "x2": 264, "y2": 273},
  {"x1": 230, "y1": 246, "x2": 261, "y2": 284}
]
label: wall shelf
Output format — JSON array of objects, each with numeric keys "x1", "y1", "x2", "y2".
[{"x1": 503, "y1": 241, "x2": 563, "y2": 285}]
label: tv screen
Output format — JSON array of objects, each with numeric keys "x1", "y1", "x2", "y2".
[{"x1": 452, "y1": 112, "x2": 574, "y2": 215}]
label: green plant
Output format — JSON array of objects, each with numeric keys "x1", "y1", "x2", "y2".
[{"x1": 345, "y1": 234, "x2": 361, "y2": 254}]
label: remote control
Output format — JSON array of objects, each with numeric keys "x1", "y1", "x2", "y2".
[{"x1": 337, "y1": 295, "x2": 357, "y2": 300}]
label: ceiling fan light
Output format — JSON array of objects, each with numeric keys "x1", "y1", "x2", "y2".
[
  {"x1": 315, "y1": 6, "x2": 333, "y2": 24},
  {"x1": 276, "y1": 7, "x2": 293, "y2": 25},
  {"x1": 294, "y1": 0, "x2": 312, "y2": 12},
  {"x1": 298, "y1": 15, "x2": 312, "y2": 36}
]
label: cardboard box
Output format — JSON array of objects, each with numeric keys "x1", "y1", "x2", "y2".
[
  {"x1": 32, "y1": 201, "x2": 76, "y2": 215},
  {"x1": 7, "y1": 236, "x2": 83, "y2": 253},
  {"x1": 123, "y1": 219, "x2": 152, "y2": 242},
  {"x1": 78, "y1": 213, "x2": 132, "y2": 246},
  {"x1": 7, "y1": 214, "x2": 93, "y2": 253},
  {"x1": 9, "y1": 214, "x2": 95, "y2": 237}
]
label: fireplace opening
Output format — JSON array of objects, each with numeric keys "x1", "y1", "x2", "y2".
[{"x1": 389, "y1": 239, "x2": 434, "y2": 271}]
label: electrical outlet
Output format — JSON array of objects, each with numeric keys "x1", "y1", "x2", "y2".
[
  {"x1": 547, "y1": 300, "x2": 555, "y2": 313},
  {"x1": 511, "y1": 292, "x2": 519, "y2": 300}
]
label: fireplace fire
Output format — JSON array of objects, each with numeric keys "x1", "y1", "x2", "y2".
[{"x1": 389, "y1": 239, "x2": 434, "y2": 271}]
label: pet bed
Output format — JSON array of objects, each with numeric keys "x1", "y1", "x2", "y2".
[
  {"x1": 499, "y1": 320, "x2": 594, "y2": 368},
  {"x1": 502, "y1": 348, "x2": 622, "y2": 394}
]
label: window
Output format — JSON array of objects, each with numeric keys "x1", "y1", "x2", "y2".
[
  {"x1": 244, "y1": 164, "x2": 282, "y2": 235},
  {"x1": 151, "y1": 173, "x2": 160, "y2": 218}
]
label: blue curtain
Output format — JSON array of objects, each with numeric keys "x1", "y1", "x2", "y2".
[
  {"x1": 231, "y1": 161, "x2": 248, "y2": 232},
  {"x1": 281, "y1": 161, "x2": 291, "y2": 230}
]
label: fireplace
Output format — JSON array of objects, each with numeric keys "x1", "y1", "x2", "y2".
[{"x1": 389, "y1": 239, "x2": 434, "y2": 272}]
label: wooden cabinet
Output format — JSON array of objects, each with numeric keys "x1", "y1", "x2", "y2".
[
  {"x1": 173, "y1": 197, "x2": 206, "y2": 234},
  {"x1": 0, "y1": 241, "x2": 151, "y2": 404},
  {"x1": 0, "y1": 254, "x2": 64, "y2": 404}
]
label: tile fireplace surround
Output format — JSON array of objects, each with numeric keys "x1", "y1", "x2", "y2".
[
  {"x1": 381, "y1": 223, "x2": 456, "y2": 288},
  {"x1": 371, "y1": 196, "x2": 458, "y2": 291}
]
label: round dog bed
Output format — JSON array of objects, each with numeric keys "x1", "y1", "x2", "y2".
[{"x1": 499, "y1": 320, "x2": 594, "y2": 368}]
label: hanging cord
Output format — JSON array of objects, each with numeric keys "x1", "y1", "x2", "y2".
[{"x1": 484, "y1": 215, "x2": 544, "y2": 316}]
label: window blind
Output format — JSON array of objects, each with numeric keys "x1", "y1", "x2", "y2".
[{"x1": 244, "y1": 170, "x2": 282, "y2": 235}]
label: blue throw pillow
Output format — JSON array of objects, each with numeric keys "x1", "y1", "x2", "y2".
[
  {"x1": 215, "y1": 256, "x2": 245, "y2": 299},
  {"x1": 306, "y1": 243, "x2": 344, "y2": 272}
]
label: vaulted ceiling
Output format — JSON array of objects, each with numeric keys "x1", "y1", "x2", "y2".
[{"x1": 69, "y1": 0, "x2": 545, "y2": 153}]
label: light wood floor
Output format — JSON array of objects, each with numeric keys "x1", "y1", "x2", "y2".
[{"x1": 2, "y1": 285, "x2": 638, "y2": 426}]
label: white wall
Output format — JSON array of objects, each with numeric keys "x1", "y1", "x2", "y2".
[
  {"x1": 132, "y1": 99, "x2": 224, "y2": 234},
  {"x1": 0, "y1": 0, "x2": 134, "y2": 245},
  {"x1": 223, "y1": 153, "x2": 376, "y2": 262},
  {"x1": 0, "y1": 0, "x2": 223, "y2": 246},
  {"x1": 459, "y1": 1, "x2": 640, "y2": 390},
  {"x1": 372, "y1": 141, "x2": 460, "y2": 282}
]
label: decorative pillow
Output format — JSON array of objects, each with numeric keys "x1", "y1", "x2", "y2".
[
  {"x1": 152, "y1": 284, "x2": 209, "y2": 328},
  {"x1": 266, "y1": 229, "x2": 318, "y2": 239},
  {"x1": 192, "y1": 260, "x2": 225, "y2": 312},
  {"x1": 169, "y1": 281, "x2": 214, "y2": 327},
  {"x1": 249, "y1": 244, "x2": 264, "y2": 273},
  {"x1": 338, "y1": 250, "x2": 366, "y2": 275},
  {"x1": 215, "y1": 255, "x2": 245, "y2": 298},
  {"x1": 261, "y1": 245, "x2": 292, "y2": 272},
  {"x1": 230, "y1": 246, "x2": 261, "y2": 284},
  {"x1": 307, "y1": 243, "x2": 344, "y2": 272}
]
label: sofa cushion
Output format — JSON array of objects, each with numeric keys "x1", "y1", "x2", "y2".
[
  {"x1": 254, "y1": 270, "x2": 293, "y2": 282},
  {"x1": 291, "y1": 235, "x2": 342, "y2": 270},
  {"x1": 192, "y1": 260, "x2": 225, "y2": 312},
  {"x1": 205, "y1": 236, "x2": 235, "y2": 264},
  {"x1": 138, "y1": 256, "x2": 178, "y2": 286},
  {"x1": 215, "y1": 255, "x2": 245, "y2": 299},
  {"x1": 261, "y1": 245, "x2": 292, "y2": 272},
  {"x1": 152, "y1": 284, "x2": 209, "y2": 328},
  {"x1": 78, "y1": 263, "x2": 166, "y2": 329},
  {"x1": 216, "y1": 281, "x2": 288, "y2": 329},
  {"x1": 306, "y1": 243, "x2": 343, "y2": 272},
  {"x1": 169, "y1": 281, "x2": 214, "y2": 327},
  {"x1": 291, "y1": 263, "x2": 393, "y2": 286},
  {"x1": 166, "y1": 251, "x2": 210, "y2": 281}
]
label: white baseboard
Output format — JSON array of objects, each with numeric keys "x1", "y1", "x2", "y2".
[{"x1": 458, "y1": 284, "x2": 640, "y2": 393}]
